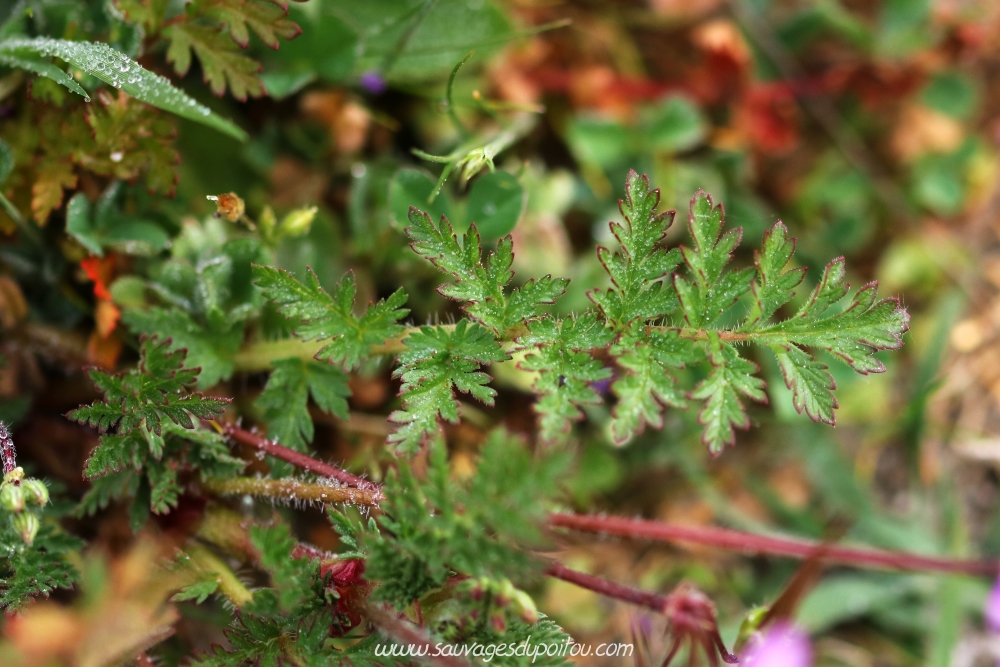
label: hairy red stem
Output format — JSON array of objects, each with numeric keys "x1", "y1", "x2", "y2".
[
  {"x1": 363, "y1": 601, "x2": 472, "y2": 667},
  {"x1": 0, "y1": 421, "x2": 15, "y2": 475},
  {"x1": 549, "y1": 512, "x2": 1000, "y2": 577},
  {"x1": 216, "y1": 424, "x2": 1000, "y2": 577},
  {"x1": 220, "y1": 422, "x2": 382, "y2": 495},
  {"x1": 546, "y1": 561, "x2": 669, "y2": 611}
]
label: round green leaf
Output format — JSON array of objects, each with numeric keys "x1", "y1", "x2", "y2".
[
  {"x1": 921, "y1": 71, "x2": 977, "y2": 119},
  {"x1": 647, "y1": 96, "x2": 704, "y2": 152},
  {"x1": 566, "y1": 117, "x2": 629, "y2": 168},
  {"x1": 389, "y1": 168, "x2": 453, "y2": 228},
  {"x1": 104, "y1": 220, "x2": 171, "y2": 255},
  {"x1": 65, "y1": 193, "x2": 102, "y2": 256},
  {"x1": 466, "y1": 171, "x2": 525, "y2": 240}
]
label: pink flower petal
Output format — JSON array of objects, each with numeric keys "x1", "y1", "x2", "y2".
[
  {"x1": 985, "y1": 576, "x2": 1000, "y2": 632},
  {"x1": 743, "y1": 623, "x2": 812, "y2": 667}
]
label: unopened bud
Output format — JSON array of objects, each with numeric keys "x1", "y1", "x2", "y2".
[
  {"x1": 22, "y1": 479, "x2": 48, "y2": 507},
  {"x1": 0, "y1": 483, "x2": 24, "y2": 512},
  {"x1": 494, "y1": 579, "x2": 515, "y2": 607},
  {"x1": 12, "y1": 512, "x2": 38, "y2": 545},
  {"x1": 489, "y1": 609, "x2": 506, "y2": 633},
  {"x1": 279, "y1": 206, "x2": 318, "y2": 237},
  {"x1": 511, "y1": 589, "x2": 539, "y2": 624},
  {"x1": 259, "y1": 205, "x2": 277, "y2": 238},
  {"x1": 3, "y1": 466, "x2": 24, "y2": 485}
]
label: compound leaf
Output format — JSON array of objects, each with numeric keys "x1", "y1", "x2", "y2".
[
  {"x1": 518, "y1": 314, "x2": 614, "y2": 442},
  {"x1": 254, "y1": 266, "x2": 409, "y2": 371},
  {"x1": 589, "y1": 170, "x2": 681, "y2": 329},
  {"x1": 388, "y1": 321, "x2": 507, "y2": 453},
  {"x1": 690, "y1": 335, "x2": 767, "y2": 455}
]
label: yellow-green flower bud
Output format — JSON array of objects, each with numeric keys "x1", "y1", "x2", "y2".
[
  {"x1": 495, "y1": 578, "x2": 516, "y2": 607},
  {"x1": 511, "y1": 589, "x2": 539, "y2": 624},
  {"x1": 259, "y1": 205, "x2": 277, "y2": 239},
  {"x1": 3, "y1": 466, "x2": 24, "y2": 485},
  {"x1": 22, "y1": 479, "x2": 48, "y2": 507},
  {"x1": 734, "y1": 605, "x2": 769, "y2": 653},
  {"x1": 11, "y1": 512, "x2": 38, "y2": 545},
  {"x1": 0, "y1": 483, "x2": 24, "y2": 512},
  {"x1": 279, "y1": 206, "x2": 318, "y2": 237}
]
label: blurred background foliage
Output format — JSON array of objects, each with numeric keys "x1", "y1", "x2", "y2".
[{"x1": 3, "y1": 0, "x2": 1000, "y2": 665}]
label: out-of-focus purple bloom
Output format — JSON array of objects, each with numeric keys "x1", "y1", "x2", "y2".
[
  {"x1": 742, "y1": 623, "x2": 812, "y2": 667},
  {"x1": 589, "y1": 376, "x2": 613, "y2": 395},
  {"x1": 985, "y1": 576, "x2": 1000, "y2": 632},
  {"x1": 359, "y1": 71, "x2": 387, "y2": 94}
]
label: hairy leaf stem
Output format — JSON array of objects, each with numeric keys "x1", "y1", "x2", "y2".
[
  {"x1": 548, "y1": 512, "x2": 999, "y2": 577},
  {"x1": 201, "y1": 476, "x2": 383, "y2": 508},
  {"x1": 362, "y1": 600, "x2": 472, "y2": 667},
  {"x1": 212, "y1": 433, "x2": 999, "y2": 578},
  {"x1": 184, "y1": 542, "x2": 254, "y2": 608},
  {"x1": 545, "y1": 561, "x2": 670, "y2": 612},
  {"x1": 213, "y1": 421, "x2": 383, "y2": 495},
  {"x1": 231, "y1": 323, "x2": 747, "y2": 372}
]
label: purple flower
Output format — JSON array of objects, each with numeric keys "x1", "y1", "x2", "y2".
[
  {"x1": 359, "y1": 71, "x2": 387, "y2": 94},
  {"x1": 589, "y1": 377, "x2": 613, "y2": 396},
  {"x1": 743, "y1": 623, "x2": 812, "y2": 667},
  {"x1": 985, "y1": 576, "x2": 1000, "y2": 632}
]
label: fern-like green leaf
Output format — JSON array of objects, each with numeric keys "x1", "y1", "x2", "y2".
[
  {"x1": 609, "y1": 327, "x2": 700, "y2": 445},
  {"x1": 406, "y1": 208, "x2": 567, "y2": 333},
  {"x1": 0, "y1": 524, "x2": 82, "y2": 610},
  {"x1": 254, "y1": 266, "x2": 409, "y2": 371},
  {"x1": 388, "y1": 321, "x2": 507, "y2": 453},
  {"x1": 589, "y1": 170, "x2": 681, "y2": 329},
  {"x1": 690, "y1": 334, "x2": 767, "y2": 455},
  {"x1": 761, "y1": 258, "x2": 910, "y2": 373},
  {"x1": 676, "y1": 190, "x2": 755, "y2": 327},
  {"x1": 249, "y1": 523, "x2": 319, "y2": 612},
  {"x1": 517, "y1": 314, "x2": 613, "y2": 441},
  {"x1": 745, "y1": 221, "x2": 807, "y2": 327},
  {"x1": 68, "y1": 336, "x2": 229, "y2": 438},
  {"x1": 255, "y1": 357, "x2": 350, "y2": 452}
]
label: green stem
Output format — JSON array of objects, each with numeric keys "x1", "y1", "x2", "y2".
[
  {"x1": 380, "y1": 0, "x2": 440, "y2": 77},
  {"x1": 184, "y1": 542, "x2": 254, "y2": 608},
  {"x1": 444, "y1": 51, "x2": 475, "y2": 138},
  {"x1": 231, "y1": 322, "x2": 745, "y2": 372},
  {"x1": 0, "y1": 191, "x2": 43, "y2": 247},
  {"x1": 231, "y1": 338, "x2": 326, "y2": 372},
  {"x1": 232, "y1": 324, "x2": 455, "y2": 371}
]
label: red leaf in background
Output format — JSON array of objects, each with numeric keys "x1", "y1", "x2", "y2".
[
  {"x1": 87, "y1": 331, "x2": 122, "y2": 369},
  {"x1": 687, "y1": 19, "x2": 751, "y2": 105},
  {"x1": 79, "y1": 255, "x2": 116, "y2": 301},
  {"x1": 736, "y1": 83, "x2": 800, "y2": 155},
  {"x1": 826, "y1": 62, "x2": 924, "y2": 110}
]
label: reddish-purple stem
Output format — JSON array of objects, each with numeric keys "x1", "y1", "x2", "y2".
[
  {"x1": 221, "y1": 422, "x2": 382, "y2": 494},
  {"x1": 549, "y1": 512, "x2": 1000, "y2": 577},
  {"x1": 363, "y1": 601, "x2": 471, "y2": 667},
  {"x1": 0, "y1": 421, "x2": 15, "y2": 475},
  {"x1": 217, "y1": 422, "x2": 1000, "y2": 578},
  {"x1": 546, "y1": 561, "x2": 670, "y2": 612}
]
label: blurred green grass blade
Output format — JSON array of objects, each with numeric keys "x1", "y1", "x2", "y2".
[
  {"x1": 0, "y1": 51, "x2": 89, "y2": 99},
  {"x1": 0, "y1": 38, "x2": 247, "y2": 141}
]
